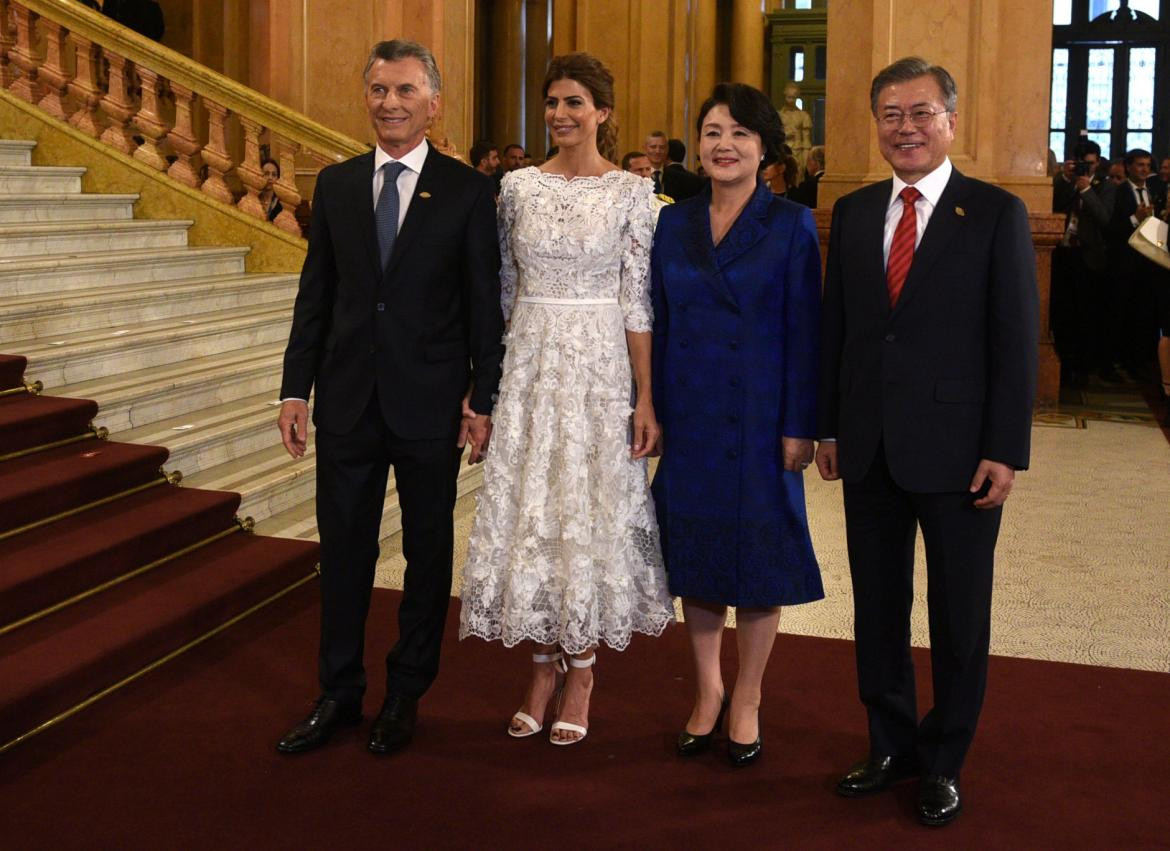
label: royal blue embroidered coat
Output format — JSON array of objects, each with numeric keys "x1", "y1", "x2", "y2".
[{"x1": 650, "y1": 180, "x2": 824, "y2": 607}]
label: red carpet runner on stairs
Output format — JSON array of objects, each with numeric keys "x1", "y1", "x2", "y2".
[
  {"x1": 1, "y1": 586, "x2": 1167, "y2": 848},
  {"x1": 0, "y1": 353, "x2": 320, "y2": 753}
]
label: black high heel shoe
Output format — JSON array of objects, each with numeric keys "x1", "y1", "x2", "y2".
[
  {"x1": 728, "y1": 734, "x2": 762, "y2": 767},
  {"x1": 676, "y1": 698, "x2": 728, "y2": 757}
]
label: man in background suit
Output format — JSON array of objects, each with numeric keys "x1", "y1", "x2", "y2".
[
  {"x1": 817, "y1": 57, "x2": 1037, "y2": 827},
  {"x1": 645, "y1": 130, "x2": 668, "y2": 193},
  {"x1": 661, "y1": 138, "x2": 706, "y2": 201},
  {"x1": 789, "y1": 145, "x2": 825, "y2": 208},
  {"x1": 1105, "y1": 149, "x2": 1166, "y2": 379},
  {"x1": 276, "y1": 40, "x2": 504, "y2": 756}
]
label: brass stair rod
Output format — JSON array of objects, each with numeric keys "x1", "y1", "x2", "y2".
[
  {"x1": 0, "y1": 469, "x2": 181, "y2": 544},
  {"x1": 0, "y1": 426, "x2": 108, "y2": 465},
  {"x1": 0, "y1": 380, "x2": 43, "y2": 398}
]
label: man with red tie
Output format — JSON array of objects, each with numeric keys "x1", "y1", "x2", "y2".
[{"x1": 816, "y1": 57, "x2": 1038, "y2": 827}]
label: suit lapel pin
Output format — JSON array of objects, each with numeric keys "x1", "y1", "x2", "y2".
[
  {"x1": 954, "y1": 206, "x2": 966, "y2": 217},
  {"x1": 419, "y1": 191, "x2": 432, "y2": 199}
]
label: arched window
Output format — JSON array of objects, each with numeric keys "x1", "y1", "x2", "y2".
[{"x1": 1050, "y1": 0, "x2": 1167, "y2": 160}]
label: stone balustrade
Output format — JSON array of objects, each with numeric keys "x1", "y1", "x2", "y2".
[{"x1": 0, "y1": 0, "x2": 369, "y2": 237}]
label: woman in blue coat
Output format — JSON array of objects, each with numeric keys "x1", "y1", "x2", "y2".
[{"x1": 650, "y1": 83, "x2": 824, "y2": 767}]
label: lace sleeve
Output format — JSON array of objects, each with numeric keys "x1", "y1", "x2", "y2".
[
  {"x1": 618, "y1": 178, "x2": 655, "y2": 332},
  {"x1": 498, "y1": 175, "x2": 519, "y2": 323}
]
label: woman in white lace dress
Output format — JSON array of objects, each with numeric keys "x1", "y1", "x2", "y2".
[{"x1": 459, "y1": 53, "x2": 674, "y2": 744}]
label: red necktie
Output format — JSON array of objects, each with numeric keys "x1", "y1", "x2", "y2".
[{"x1": 886, "y1": 186, "x2": 922, "y2": 308}]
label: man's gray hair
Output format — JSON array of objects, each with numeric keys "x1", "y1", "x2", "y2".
[
  {"x1": 869, "y1": 56, "x2": 957, "y2": 115},
  {"x1": 363, "y1": 39, "x2": 441, "y2": 94}
]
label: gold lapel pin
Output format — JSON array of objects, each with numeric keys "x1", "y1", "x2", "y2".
[
  {"x1": 955, "y1": 206, "x2": 966, "y2": 216},
  {"x1": 419, "y1": 191, "x2": 432, "y2": 199}
]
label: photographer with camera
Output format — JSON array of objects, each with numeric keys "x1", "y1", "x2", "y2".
[{"x1": 1052, "y1": 139, "x2": 1116, "y2": 386}]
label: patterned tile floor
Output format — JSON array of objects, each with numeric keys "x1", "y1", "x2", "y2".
[{"x1": 376, "y1": 379, "x2": 1170, "y2": 673}]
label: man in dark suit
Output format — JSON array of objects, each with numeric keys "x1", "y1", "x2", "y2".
[
  {"x1": 1051, "y1": 140, "x2": 1116, "y2": 384},
  {"x1": 661, "y1": 138, "x2": 707, "y2": 201},
  {"x1": 789, "y1": 145, "x2": 825, "y2": 208},
  {"x1": 816, "y1": 57, "x2": 1037, "y2": 827},
  {"x1": 1105, "y1": 149, "x2": 1166, "y2": 379},
  {"x1": 275, "y1": 40, "x2": 504, "y2": 756}
]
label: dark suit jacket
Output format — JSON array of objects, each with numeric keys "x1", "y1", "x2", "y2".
[
  {"x1": 280, "y1": 143, "x2": 504, "y2": 439},
  {"x1": 1068, "y1": 179, "x2": 1115, "y2": 271},
  {"x1": 662, "y1": 163, "x2": 707, "y2": 202},
  {"x1": 789, "y1": 171, "x2": 822, "y2": 208},
  {"x1": 1107, "y1": 181, "x2": 1167, "y2": 246},
  {"x1": 818, "y1": 168, "x2": 1038, "y2": 492}
]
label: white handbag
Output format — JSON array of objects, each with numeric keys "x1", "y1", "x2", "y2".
[{"x1": 1128, "y1": 215, "x2": 1170, "y2": 271}]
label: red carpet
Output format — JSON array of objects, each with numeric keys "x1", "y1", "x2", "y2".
[{"x1": 2, "y1": 586, "x2": 1166, "y2": 849}]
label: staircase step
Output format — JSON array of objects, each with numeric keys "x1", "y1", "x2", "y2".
[
  {"x1": 0, "y1": 354, "x2": 27, "y2": 390},
  {"x1": 120, "y1": 390, "x2": 285, "y2": 478},
  {"x1": 0, "y1": 531, "x2": 319, "y2": 749},
  {"x1": 58, "y1": 343, "x2": 285, "y2": 435},
  {"x1": 183, "y1": 442, "x2": 316, "y2": 525},
  {"x1": 0, "y1": 393, "x2": 97, "y2": 454},
  {"x1": 0, "y1": 219, "x2": 191, "y2": 258},
  {"x1": 0, "y1": 246, "x2": 249, "y2": 297},
  {"x1": 0, "y1": 193, "x2": 137, "y2": 224},
  {"x1": 21, "y1": 302, "x2": 294, "y2": 388},
  {"x1": 0, "y1": 485, "x2": 241, "y2": 628},
  {"x1": 0, "y1": 165, "x2": 86, "y2": 194},
  {"x1": 0, "y1": 439, "x2": 169, "y2": 535},
  {"x1": 1, "y1": 272, "x2": 298, "y2": 344},
  {"x1": 0, "y1": 140, "x2": 36, "y2": 167}
]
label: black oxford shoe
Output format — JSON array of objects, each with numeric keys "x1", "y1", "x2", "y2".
[
  {"x1": 368, "y1": 693, "x2": 418, "y2": 755},
  {"x1": 276, "y1": 696, "x2": 362, "y2": 754},
  {"x1": 917, "y1": 775, "x2": 961, "y2": 826},
  {"x1": 835, "y1": 755, "x2": 919, "y2": 797}
]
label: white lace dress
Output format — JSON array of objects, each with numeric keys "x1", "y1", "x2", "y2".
[{"x1": 458, "y1": 167, "x2": 675, "y2": 654}]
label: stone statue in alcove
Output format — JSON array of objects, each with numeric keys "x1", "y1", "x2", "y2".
[{"x1": 780, "y1": 82, "x2": 813, "y2": 183}]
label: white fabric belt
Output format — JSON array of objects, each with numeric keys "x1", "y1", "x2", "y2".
[{"x1": 516, "y1": 296, "x2": 619, "y2": 305}]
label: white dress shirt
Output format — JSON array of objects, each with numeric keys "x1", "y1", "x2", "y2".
[
  {"x1": 373, "y1": 138, "x2": 428, "y2": 231},
  {"x1": 882, "y1": 157, "x2": 953, "y2": 266},
  {"x1": 1127, "y1": 180, "x2": 1150, "y2": 228}
]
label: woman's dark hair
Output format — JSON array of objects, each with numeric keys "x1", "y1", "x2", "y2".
[
  {"x1": 260, "y1": 157, "x2": 280, "y2": 178},
  {"x1": 696, "y1": 82, "x2": 785, "y2": 167},
  {"x1": 543, "y1": 53, "x2": 618, "y2": 162}
]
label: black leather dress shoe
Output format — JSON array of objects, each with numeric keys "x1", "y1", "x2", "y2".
[
  {"x1": 276, "y1": 696, "x2": 361, "y2": 754},
  {"x1": 676, "y1": 699, "x2": 728, "y2": 757},
  {"x1": 917, "y1": 775, "x2": 961, "y2": 826},
  {"x1": 835, "y1": 755, "x2": 919, "y2": 797},
  {"x1": 367, "y1": 693, "x2": 418, "y2": 755},
  {"x1": 727, "y1": 736, "x2": 762, "y2": 767}
]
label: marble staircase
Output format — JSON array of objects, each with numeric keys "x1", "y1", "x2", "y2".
[{"x1": 0, "y1": 138, "x2": 482, "y2": 548}]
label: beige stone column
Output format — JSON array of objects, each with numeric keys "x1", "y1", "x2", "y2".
[
  {"x1": 730, "y1": 0, "x2": 765, "y2": 91},
  {"x1": 820, "y1": 0, "x2": 1052, "y2": 213}
]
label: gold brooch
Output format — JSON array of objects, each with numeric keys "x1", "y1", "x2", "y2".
[
  {"x1": 419, "y1": 191, "x2": 432, "y2": 199},
  {"x1": 955, "y1": 206, "x2": 966, "y2": 216}
]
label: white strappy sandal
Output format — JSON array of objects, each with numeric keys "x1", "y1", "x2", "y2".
[
  {"x1": 549, "y1": 653, "x2": 596, "y2": 746},
  {"x1": 508, "y1": 651, "x2": 566, "y2": 738}
]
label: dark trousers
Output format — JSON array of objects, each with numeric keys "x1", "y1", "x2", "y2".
[
  {"x1": 314, "y1": 391, "x2": 462, "y2": 704},
  {"x1": 1052, "y1": 245, "x2": 1108, "y2": 373},
  {"x1": 842, "y1": 443, "x2": 1002, "y2": 778}
]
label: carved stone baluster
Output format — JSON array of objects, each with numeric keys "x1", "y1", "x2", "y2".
[
  {"x1": 35, "y1": 18, "x2": 71, "y2": 119},
  {"x1": 7, "y1": 3, "x2": 40, "y2": 103},
  {"x1": 66, "y1": 34, "x2": 104, "y2": 137},
  {"x1": 269, "y1": 134, "x2": 305, "y2": 235},
  {"x1": 165, "y1": 83, "x2": 201, "y2": 187},
  {"x1": 234, "y1": 116, "x2": 267, "y2": 219},
  {"x1": 131, "y1": 67, "x2": 168, "y2": 170},
  {"x1": 199, "y1": 98, "x2": 234, "y2": 204},
  {"x1": 99, "y1": 51, "x2": 138, "y2": 154},
  {"x1": 0, "y1": 0, "x2": 17, "y2": 89}
]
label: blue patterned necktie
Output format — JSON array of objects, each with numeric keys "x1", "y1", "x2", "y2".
[{"x1": 375, "y1": 161, "x2": 408, "y2": 271}]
